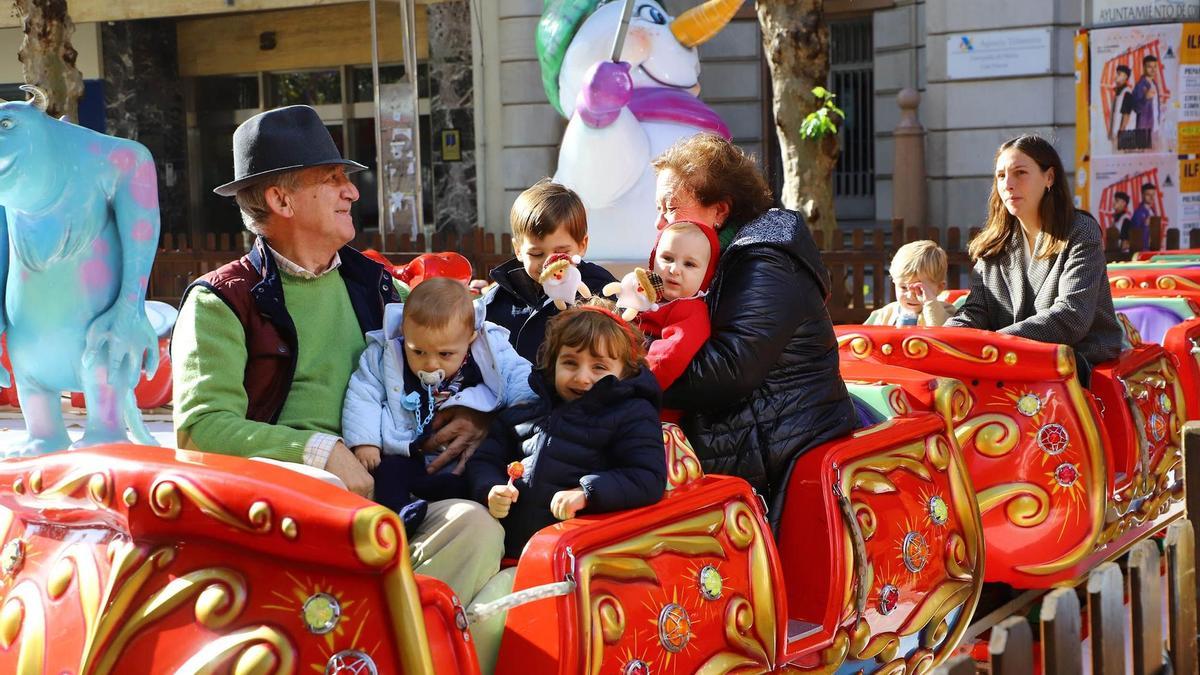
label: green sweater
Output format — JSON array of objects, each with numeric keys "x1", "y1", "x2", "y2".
[{"x1": 172, "y1": 271, "x2": 367, "y2": 463}]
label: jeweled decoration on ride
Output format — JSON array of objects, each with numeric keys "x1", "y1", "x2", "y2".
[
  {"x1": 697, "y1": 565, "x2": 722, "y2": 600},
  {"x1": 657, "y1": 603, "x2": 692, "y2": 653},
  {"x1": 302, "y1": 592, "x2": 342, "y2": 635},
  {"x1": 0, "y1": 539, "x2": 24, "y2": 577},
  {"x1": 325, "y1": 649, "x2": 377, "y2": 675},
  {"x1": 1016, "y1": 393, "x2": 1042, "y2": 417},
  {"x1": 1054, "y1": 463, "x2": 1080, "y2": 488},
  {"x1": 1036, "y1": 423, "x2": 1070, "y2": 455},
  {"x1": 1149, "y1": 413, "x2": 1166, "y2": 442},
  {"x1": 928, "y1": 495, "x2": 949, "y2": 526},
  {"x1": 878, "y1": 583, "x2": 900, "y2": 615},
  {"x1": 1157, "y1": 391, "x2": 1172, "y2": 414},
  {"x1": 901, "y1": 531, "x2": 930, "y2": 573},
  {"x1": 623, "y1": 659, "x2": 651, "y2": 675}
]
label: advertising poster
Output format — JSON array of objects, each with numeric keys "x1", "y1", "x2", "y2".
[
  {"x1": 1090, "y1": 24, "x2": 1182, "y2": 155},
  {"x1": 1091, "y1": 154, "x2": 1182, "y2": 247}
]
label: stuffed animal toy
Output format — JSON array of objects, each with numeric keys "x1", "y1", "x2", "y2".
[
  {"x1": 539, "y1": 252, "x2": 592, "y2": 310},
  {"x1": 603, "y1": 267, "x2": 664, "y2": 321}
]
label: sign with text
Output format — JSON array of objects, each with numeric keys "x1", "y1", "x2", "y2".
[
  {"x1": 946, "y1": 28, "x2": 1053, "y2": 80},
  {"x1": 1088, "y1": 0, "x2": 1200, "y2": 28}
]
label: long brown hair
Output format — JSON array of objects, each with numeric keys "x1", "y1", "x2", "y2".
[{"x1": 969, "y1": 135, "x2": 1074, "y2": 261}]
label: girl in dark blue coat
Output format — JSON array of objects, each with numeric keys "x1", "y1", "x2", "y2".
[{"x1": 467, "y1": 303, "x2": 667, "y2": 559}]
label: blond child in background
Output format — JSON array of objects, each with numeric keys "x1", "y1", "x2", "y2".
[{"x1": 866, "y1": 240, "x2": 957, "y2": 327}]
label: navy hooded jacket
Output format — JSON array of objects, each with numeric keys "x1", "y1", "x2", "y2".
[{"x1": 467, "y1": 366, "x2": 666, "y2": 558}]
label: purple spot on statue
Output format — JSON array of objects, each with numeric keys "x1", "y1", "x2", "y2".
[
  {"x1": 132, "y1": 219, "x2": 154, "y2": 242},
  {"x1": 92, "y1": 238, "x2": 110, "y2": 256},
  {"x1": 126, "y1": 293, "x2": 137, "y2": 303},
  {"x1": 81, "y1": 259, "x2": 113, "y2": 289},
  {"x1": 131, "y1": 161, "x2": 159, "y2": 209},
  {"x1": 108, "y1": 148, "x2": 137, "y2": 172},
  {"x1": 19, "y1": 269, "x2": 29, "y2": 282},
  {"x1": 139, "y1": 276, "x2": 148, "y2": 289},
  {"x1": 87, "y1": 142, "x2": 102, "y2": 155}
]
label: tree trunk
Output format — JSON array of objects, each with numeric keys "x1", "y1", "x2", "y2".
[
  {"x1": 757, "y1": 0, "x2": 838, "y2": 241},
  {"x1": 14, "y1": 0, "x2": 84, "y2": 122}
]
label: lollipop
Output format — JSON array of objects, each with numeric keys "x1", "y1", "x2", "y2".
[{"x1": 506, "y1": 461, "x2": 525, "y2": 487}]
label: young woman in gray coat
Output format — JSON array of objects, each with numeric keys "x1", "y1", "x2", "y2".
[{"x1": 945, "y1": 135, "x2": 1124, "y2": 386}]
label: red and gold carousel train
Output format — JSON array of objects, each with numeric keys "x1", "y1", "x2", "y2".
[{"x1": 0, "y1": 255, "x2": 1192, "y2": 674}]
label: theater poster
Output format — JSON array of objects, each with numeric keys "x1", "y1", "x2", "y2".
[
  {"x1": 1090, "y1": 153, "x2": 1199, "y2": 246},
  {"x1": 1090, "y1": 24, "x2": 1183, "y2": 155}
]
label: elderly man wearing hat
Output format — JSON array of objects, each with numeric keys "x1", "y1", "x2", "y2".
[{"x1": 171, "y1": 106, "x2": 504, "y2": 605}]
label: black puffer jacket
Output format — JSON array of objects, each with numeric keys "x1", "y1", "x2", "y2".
[
  {"x1": 482, "y1": 258, "x2": 616, "y2": 364},
  {"x1": 663, "y1": 209, "x2": 855, "y2": 516},
  {"x1": 467, "y1": 367, "x2": 666, "y2": 558}
]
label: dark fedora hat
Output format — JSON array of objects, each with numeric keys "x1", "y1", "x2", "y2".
[{"x1": 213, "y1": 105, "x2": 367, "y2": 196}]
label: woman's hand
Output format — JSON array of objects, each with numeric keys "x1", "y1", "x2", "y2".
[
  {"x1": 488, "y1": 484, "x2": 519, "y2": 519},
  {"x1": 550, "y1": 488, "x2": 587, "y2": 521},
  {"x1": 352, "y1": 444, "x2": 382, "y2": 471},
  {"x1": 424, "y1": 407, "x2": 492, "y2": 475}
]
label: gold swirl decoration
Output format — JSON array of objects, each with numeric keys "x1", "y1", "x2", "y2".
[
  {"x1": 148, "y1": 476, "x2": 273, "y2": 535},
  {"x1": 1015, "y1": 376, "x2": 1109, "y2": 576},
  {"x1": 853, "y1": 502, "x2": 878, "y2": 541},
  {"x1": 887, "y1": 388, "x2": 911, "y2": 416},
  {"x1": 172, "y1": 625, "x2": 296, "y2": 675},
  {"x1": 47, "y1": 544, "x2": 102, "y2": 643},
  {"x1": 662, "y1": 423, "x2": 703, "y2": 489},
  {"x1": 1111, "y1": 276, "x2": 1133, "y2": 289},
  {"x1": 589, "y1": 594, "x2": 625, "y2": 670},
  {"x1": 945, "y1": 533, "x2": 972, "y2": 581},
  {"x1": 1157, "y1": 274, "x2": 1200, "y2": 291},
  {"x1": 696, "y1": 596, "x2": 771, "y2": 674},
  {"x1": 977, "y1": 483, "x2": 1052, "y2": 528},
  {"x1": 0, "y1": 580, "x2": 44, "y2": 675},
  {"x1": 81, "y1": 544, "x2": 247, "y2": 675},
  {"x1": 23, "y1": 468, "x2": 113, "y2": 509},
  {"x1": 352, "y1": 505, "x2": 404, "y2": 568},
  {"x1": 902, "y1": 337, "x2": 999, "y2": 364},
  {"x1": 953, "y1": 414, "x2": 1020, "y2": 459},
  {"x1": 933, "y1": 378, "x2": 973, "y2": 426},
  {"x1": 837, "y1": 333, "x2": 874, "y2": 359}
]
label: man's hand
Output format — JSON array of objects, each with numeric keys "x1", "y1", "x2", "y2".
[
  {"x1": 353, "y1": 444, "x2": 382, "y2": 471},
  {"x1": 488, "y1": 484, "x2": 519, "y2": 519},
  {"x1": 550, "y1": 488, "x2": 587, "y2": 521},
  {"x1": 425, "y1": 407, "x2": 492, "y2": 475},
  {"x1": 325, "y1": 441, "x2": 374, "y2": 498}
]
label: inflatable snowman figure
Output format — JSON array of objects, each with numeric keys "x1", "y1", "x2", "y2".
[{"x1": 538, "y1": 0, "x2": 742, "y2": 261}]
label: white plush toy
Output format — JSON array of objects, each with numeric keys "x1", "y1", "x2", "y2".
[
  {"x1": 539, "y1": 0, "x2": 743, "y2": 260},
  {"x1": 603, "y1": 267, "x2": 663, "y2": 321},
  {"x1": 540, "y1": 252, "x2": 593, "y2": 310}
]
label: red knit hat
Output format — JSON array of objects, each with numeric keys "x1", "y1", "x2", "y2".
[{"x1": 648, "y1": 220, "x2": 721, "y2": 293}]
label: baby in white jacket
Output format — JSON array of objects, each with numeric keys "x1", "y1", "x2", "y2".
[{"x1": 341, "y1": 277, "x2": 536, "y2": 517}]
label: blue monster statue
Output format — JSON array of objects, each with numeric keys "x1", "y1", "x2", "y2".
[{"x1": 0, "y1": 86, "x2": 160, "y2": 455}]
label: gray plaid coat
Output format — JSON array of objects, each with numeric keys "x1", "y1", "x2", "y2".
[{"x1": 945, "y1": 210, "x2": 1124, "y2": 368}]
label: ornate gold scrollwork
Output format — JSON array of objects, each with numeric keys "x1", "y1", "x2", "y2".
[
  {"x1": 837, "y1": 333, "x2": 874, "y2": 359},
  {"x1": 853, "y1": 503, "x2": 878, "y2": 541},
  {"x1": 0, "y1": 580, "x2": 44, "y2": 675},
  {"x1": 148, "y1": 476, "x2": 274, "y2": 535},
  {"x1": 977, "y1": 483, "x2": 1052, "y2": 528},
  {"x1": 663, "y1": 423, "x2": 703, "y2": 489},
  {"x1": 47, "y1": 544, "x2": 102, "y2": 643},
  {"x1": 902, "y1": 337, "x2": 999, "y2": 364},
  {"x1": 172, "y1": 625, "x2": 297, "y2": 675},
  {"x1": 954, "y1": 414, "x2": 1020, "y2": 458},
  {"x1": 352, "y1": 506, "x2": 403, "y2": 568},
  {"x1": 1111, "y1": 276, "x2": 1133, "y2": 289},
  {"x1": 1157, "y1": 274, "x2": 1200, "y2": 291},
  {"x1": 589, "y1": 594, "x2": 625, "y2": 670},
  {"x1": 24, "y1": 468, "x2": 113, "y2": 509}
]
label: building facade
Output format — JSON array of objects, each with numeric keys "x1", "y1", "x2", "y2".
[{"x1": 0, "y1": 0, "x2": 1084, "y2": 246}]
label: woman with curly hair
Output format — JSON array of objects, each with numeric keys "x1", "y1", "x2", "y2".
[{"x1": 650, "y1": 133, "x2": 855, "y2": 520}]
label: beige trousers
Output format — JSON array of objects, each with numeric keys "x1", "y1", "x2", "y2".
[{"x1": 408, "y1": 498, "x2": 505, "y2": 605}]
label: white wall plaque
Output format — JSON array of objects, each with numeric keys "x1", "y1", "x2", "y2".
[{"x1": 946, "y1": 28, "x2": 1053, "y2": 80}]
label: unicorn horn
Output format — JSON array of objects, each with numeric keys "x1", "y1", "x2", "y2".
[
  {"x1": 670, "y1": 0, "x2": 744, "y2": 48},
  {"x1": 18, "y1": 85, "x2": 48, "y2": 112}
]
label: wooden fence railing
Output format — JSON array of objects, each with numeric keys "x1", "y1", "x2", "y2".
[
  {"x1": 148, "y1": 229, "x2": 512, "y2": 305},
  {"x1": 149, "y1": 220, "x2": 1198, "y2": 313}
]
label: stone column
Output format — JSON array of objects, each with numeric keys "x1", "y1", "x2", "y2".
[{"x1": 892, "y1": 88, "x2": 927, "y2": 228}]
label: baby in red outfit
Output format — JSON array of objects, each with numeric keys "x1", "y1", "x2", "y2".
[{"x1": 636, "y1": 220, "x2": 720, "y2": 423}]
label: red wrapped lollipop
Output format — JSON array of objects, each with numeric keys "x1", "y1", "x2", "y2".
[{"x1": 506, "y1": 461, "x2": 524, "y2": 487}]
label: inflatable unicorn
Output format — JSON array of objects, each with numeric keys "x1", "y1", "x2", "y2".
[{"x1": 538, "y1": 0, "x2": 742, "y2": 260}]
